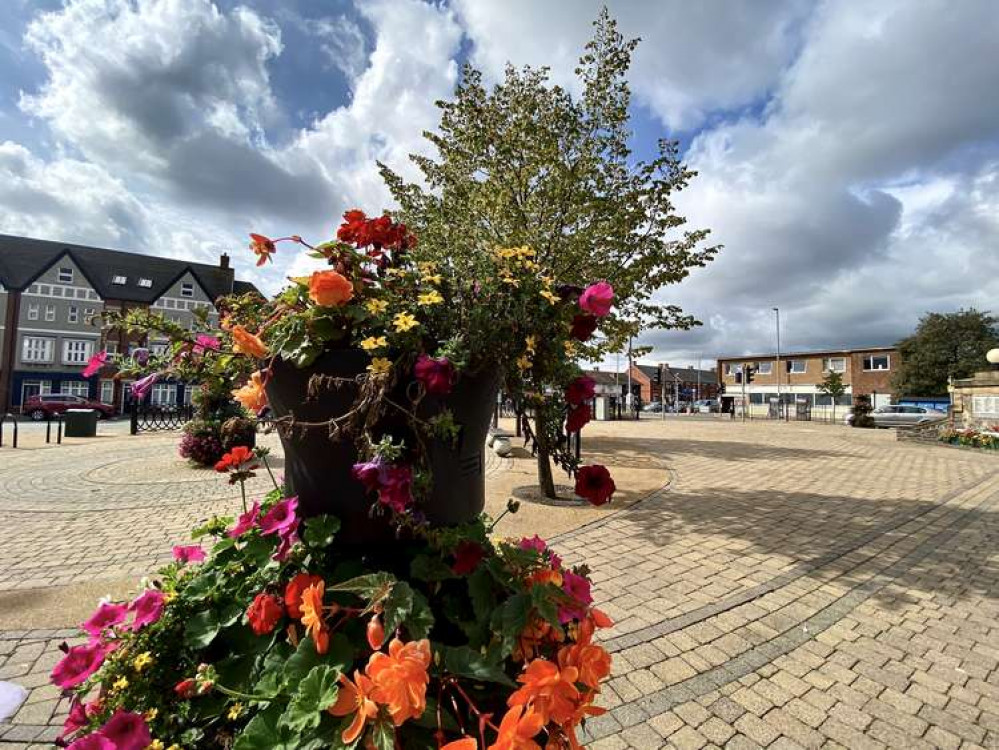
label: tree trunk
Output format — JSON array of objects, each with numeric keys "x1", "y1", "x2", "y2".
[{"x1": 535, "y1": 437, "x2": 557, "y2": 499}]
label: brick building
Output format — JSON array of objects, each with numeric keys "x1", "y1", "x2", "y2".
[
  {"x1": 716, "y1": 346, "x2": 899, "y2": 415},
  {"x1": 626, "y1": 363, "x2": 720, "y2": 405}
]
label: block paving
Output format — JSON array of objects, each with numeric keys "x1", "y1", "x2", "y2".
[{"x1": 2, "y1": 419, "x2": 999, "y2": 748}]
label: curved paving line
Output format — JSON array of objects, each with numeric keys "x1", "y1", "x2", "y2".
[
  {"x1": 582, "y1": 478, "x2": 999, "y2": 741},
  {"x1": 599, "y1": 465, "x2": 999, "y2": 653}
]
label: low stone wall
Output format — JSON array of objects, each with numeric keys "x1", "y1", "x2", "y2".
[{"x1": 896, "y1": 420, "x2": 947, "y2": 444}]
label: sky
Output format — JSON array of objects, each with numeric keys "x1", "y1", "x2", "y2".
[{"x1": 0, "y1": 0, "x2": 997, "y2": 369}]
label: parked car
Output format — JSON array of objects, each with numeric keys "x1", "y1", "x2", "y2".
[
  {"x1": 642, "y1": 401, "x2": 664, "y2": 412},
  {"x1": 844, "y1": 404, "x2": 947, "y2": 428},
  {"x1": 693, "y1": 399, "x2": 720, "y2": 413},
  {"x1": 22, "y1": 393, "x2": 115, "y2": 421}
]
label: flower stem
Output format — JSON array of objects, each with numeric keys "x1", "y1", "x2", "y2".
[
  {"x1": 261, "y1": 454, "x2": 280, "y2": 492},
  {"x1": 239, "y1": 479, "x2": 247, "y2": 513}
]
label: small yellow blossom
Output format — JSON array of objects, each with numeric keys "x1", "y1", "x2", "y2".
[
  {"x1": 227, "y1": 703, "x2": 245, "y2": 721},
  {"x1": 133, "y1": 652, "x2": 153, "y2": 672},
  {"x1": 418, "y1": 261, "x2": 438, "y2": 273},
  {"x1": 525, "y1": 336, "x2": 537, "y2": 354},
  {"x1": 540, "y1": 289, "x2": 560, "y2": 305},
  {"x1": 112, "y1": 676, "x2": 129, "y2": 691},
  {"x1": 384, "y1": 267, "x2": 405, "y2": 277},
  {"x1": 148, "y1": 741, "x2": 165, "y2": 750},
  {"x1": 421, "y1": 273, "x2": 443, "y2": 285},
  {"x1": 360, "y1": 336, "x2": 388, "y2": 351},
  {"x1": 367, "y1": 357, "x2": 392, "y2": 375},
  {"x1": 417, "y1": 290, "x2": 444, "y2": 306},
  {"x1": 145, "y1": 708, "x2": 159, "y2": 721},
  {"x1": 393, "y1": 312, "x2": 419, "y2": 332},
  {"x1": 564, "y1": 340, "x2": 578, "y2": 357},
  {"x1": 167, "y1": 745, "x2": 182, "y2": 750},
  {"x1": 516, "y1": 354, "x2": 532, "y2": 371},
  {"x1": 365, "y1": 299, "x2": 389, "y2": 315},
  {"x1": 521, "y1": 259, "x2": 540, "y2": 271},
  {"x1": 500, "y1": 274, "x2": 520, "y2": 288},
  {"x1": 164, "y1": 592, "x2": 176, "y2": 604}
]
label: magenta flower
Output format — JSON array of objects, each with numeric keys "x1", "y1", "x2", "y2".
[
  {"x1": 194, "y1": 334, "x2": 221, "y2": 353},
  {"x1": 128, "y1": 589, "x2": 166, "y2": 631},
  {"x1": 579, "y1": 281, "x2": 614, "y2": 317},
  {"x1": 559, "y1": 570, "x2": 593, "y2": 623},
  {"x1": 259, "y1": 497, "x2": 299, "y2": 537},
  {"x1": 81, "y1": 351, "x2": 108, "y2": 379},
  {"x1": 130, "y1": 373, "x2": 159, "y2": 400},
  {"x1": 172, "y1": 545, "x2": 206, "y2": 564},
  {"x1": 61, "y1": 700, "x2": 89, "y2": 740},
  {"x1": 66, "y1": 734, "x2": 115, "y2": 750},
  {"x1": 227, "y1": 501, "x2": 260, "y2": 538},
  {"x1": 519, "y1": 535, "x2": 548, "y2": 554},
  {"x1": 351, "y1": 459, "x2": 382, "y2": 493},
  {"x1": 81, "y1": 602, "x2": 129, "y2": 638},
  {"x1": 271, "y1": 528, "x2": 300, "y2": 562},
  {"x1": 565, "y1": 375, "x2": 596, "y2": 406},
  {"x1": 51, "y1": 642, "x2": 108, "y2": 690},
  {"x1": 378, "y1": 465, "x2": 413, "y2": 513},
  {"x1": 96, "y1": 710, "x2": 151, "y2": 750},
  {"x1": 414, "y1": 354, "x2": 455, "y2": 396}
]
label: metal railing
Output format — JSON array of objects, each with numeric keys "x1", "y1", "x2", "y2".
[{"x1": 130, "y1": 403, "x2": 195, "y2": 434}]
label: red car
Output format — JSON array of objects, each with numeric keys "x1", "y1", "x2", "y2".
[{"x1": 23, "y1": 393, "x2": 116, "y2": 421}]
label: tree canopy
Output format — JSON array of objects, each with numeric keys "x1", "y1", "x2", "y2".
[{"x1": 892, "y1": 309, "x2": 999, "y2": 396}]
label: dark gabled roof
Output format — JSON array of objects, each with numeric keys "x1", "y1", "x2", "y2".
[
  {"x1": 635, "y1": 362, "x2": 716, "y2": 382},
  {"x1": 232, "y1": 279, "x2": 263, "y2": 297},
  {"x1": 583, "y1": 370, "x2": 624, "y2": 386},
  {"x1": 0, "y1": 234, "x2": 246, "y2": 303}
]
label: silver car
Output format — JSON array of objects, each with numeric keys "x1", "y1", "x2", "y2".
[{"x1": 845, "y1": 405, "x2": 947, "y2": 427}]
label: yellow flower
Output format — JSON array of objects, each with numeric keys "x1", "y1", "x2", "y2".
[
  {"x1": 500, "y1": 274, "x2": 520, "y2": 288},
  {"x1": 148, "y1": 741, "x2": 165, "y2": 750},
  {"x1": 517, "y1": 354, "x2": 532, "y2": 371},
  {"x1": 540, "y1": 288, "x2": 560, "y2": 305},
  {"x1": 112, "y1": 676, "x2": 129, "y2": 691},
  {"x1": 564, "y1": 340, "x2": 578, "y2": 357},
  {"x1": 418, "y1": 261, "x2": 438, "y2": 273},
  {"x1": 133, "y1": 652, "x2": 153, "y2": 672},
  {"x1": 367, "y1": 357, "x2": 392, "y2": 375},
  {"x1": 167, "y1": 745, "x2": 182, "y2": 750},
  {"x1": 525, "y1": 336, "x2": 536, "y2": 354},
  {"x1": 360, "y1": 336, "x2": 388, "y2": 351},
  {"x1": 365, "y1": 299, "x2": 389, "y2": 315},
  {"x1": 393, "y1": 312, "x2": 419, "y2": 332},
  {"x1": 228, "y1": 703, "x2": 244, "y2": 721},
  {"x1": 421, "y1": 273, "x2": 442, "y2": 285},
  {"x1": 521, "y1": 259, "x2": 540, "y2": 271},
  {"x1": 145, "y1": 708, "x2": 159, "y2": 721},
  {"x1": 164, "y1": 592, "x2": 176, "y2": 603},
  {"x1": 417, "y1": 290, "x2": 444, "y2": 306}
]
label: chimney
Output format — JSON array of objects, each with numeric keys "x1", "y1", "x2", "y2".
[{"x1": 219, "y1": 252, "x2": 230, "y2": 269}]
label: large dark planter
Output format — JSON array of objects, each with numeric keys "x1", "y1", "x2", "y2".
[{"x1": 265, "y1": 350, "x2": 499, "y2": 544}]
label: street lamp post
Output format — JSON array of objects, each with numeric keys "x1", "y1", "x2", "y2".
[{"x1": 773, "y1": 307, "x2": 781, "y2": 419}]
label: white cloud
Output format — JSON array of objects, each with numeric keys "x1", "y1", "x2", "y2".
[{"x1": 313, "y1": 15, "x2": 369, "y2": 83}]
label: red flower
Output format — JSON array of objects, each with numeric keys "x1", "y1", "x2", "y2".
[
  {"x1": 249, "y1": 233, "x2": 276, "y2": 266},
  {"x1": 414, "y1": 354, "x2": 455, "y2": 396},
  {"x1": 452, "y1": 541, "x2": 486, "y2": 575},
  {"x1": 569, "y1": 314, "x2": 598, "y2": 341},
  {"x1": 215, "y1": 445, "x2": 259, "y2": 485},
  {"x1": 566, "y1": 403, "x2": 591, "y2": 433},
  {"x1": 336, "y1": 209, "x2": 413, "y2": 251},
  {"x1": 174, "y1": 678, "x2": 197, "y2": 699},
  {"x1": 565, "y1": 376, "x2": 596, "y2": 406},
  {"x1": 579, "y1": 281, "x2": 614, "y2": 317},
  {"x1": 247, "y1": 592, "x2": 284, "y2": 635},
  {"x1": 574, "y1": 465, "x2": 616, "y2": 506},
  {"x1": 285, "y1": 572, "x2": 324, "y2": 618}
]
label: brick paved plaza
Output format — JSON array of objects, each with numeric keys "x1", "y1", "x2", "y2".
[{"x1": 2, "y1": 418, "x2": 999, "y2": 748}]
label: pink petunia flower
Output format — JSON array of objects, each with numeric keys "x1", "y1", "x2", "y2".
[
  {"x1": 128, "y1": 589, "x2": 166, "y2": 631},
  {"x1": 97, "y1": 710, "x2": 151, "y2": 750},
  {"x1": 194, "y1": 334, "x2": 221, "y2": 353},
  {"x1": 227, "y1": 501, "x2": 260, "y2": 538},
  {"x1": 173, "y1": 545, "x2": 206, "y2": 564},
  {"x1": 259, "y1": 497, "x2": 299, "y2": 537},
  {"x1": 81, "y1": 351, "x2": 108, "y2": 379},
  {"x1": 130, "y1": 373, "x2": 159, "y2": 400},
  {"x1": 518, "y1": 535, "x2": 548, "y2": 554},
  {"x1": 60, "y1": 700, "x2": 89, "y2": 740},
  {"x1": 559, "y1": 570, "x2": 593, "y2": 623},
  {"x1": 271, "y1": 528, "x2": 299, "y2": 562},
  {"x1": 414, "y1": 354, "x2": 455, "y2": 396},
  {"x1": 51, "y1": 642, "x2": 108, "y2": 690},
  {"x1": 81, "y1": 602, "x2": 129, "y2": 638},
  {"x1": 66, "y1": 734, "x2": 115, "y2": 750},
  {"x1": 578, "y1": 281, "x2": 614, "y2": 317}
]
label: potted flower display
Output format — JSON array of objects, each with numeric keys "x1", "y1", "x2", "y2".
[{"x1": 57, "y1": 211, "x2": 618, "y2": 749}]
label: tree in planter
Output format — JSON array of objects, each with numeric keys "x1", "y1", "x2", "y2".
[
  {"x1": 817, "y1": 370, "x2": 847, "y2": 424},
  {"x1": 852, "y1": 394, "x2": 875, "y2": 428},
  {"x1": 380, "y1": 10, "x2": 718, "y2": 497},
  {"x1": 892, "y1": 308, "x2": 999, "y2": 397}
]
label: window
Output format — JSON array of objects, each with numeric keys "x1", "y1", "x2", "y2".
[
  {"x1": 138, "y1": 278, "x2": 153, "y2": 288},
  {"x1": 151, "y1": 383, "x2": 177, "y2": 406},
  {"x1": 863, "y1": 354, "x2": 891, "y2": 371},
  {"x1": 39, "y1": 284, "x2": 51, "y2": 295},
  {"x1": 22, "y1": 336, "x2": 54, "y2": 363},
  {"x1": 63, "y1": 339, "x2": 93, "y2": 364},
  {"x1": 68, "y1": 306, "x2": 79, "y2": 324},
  {"x1": 112, "y1": 275, "x2": 127, "y2": 285},
  {"x1": 100, "y1": 380, "x2": 115, "y2": 404},
  {"x1": 823, "y1": 357, "x2": 846, "y2": 373},
  {"x1": 27, "y1": 304, "x2": 39, "y2": 321},
  {"x1": 60, "y1": 381, "x2": 89, "y2": 397},
  {"x1": 58, "y1": 267, "x2": 73, "y2": 283},
  {"x1": 44, "y1": 305, "x2": 55, "y2": 322},
  {"x1": 723, "y1": 363, "x2": 742, "y2": 375},
  {"x1": 105, "y1": 341, "x2": 119, "y2": 354},
  {"x1": 788, "y1": 360, "x2": 806, "y2": 374},
  {"x1": 180, "y1": 282, "x2": 194, "y2": 298},
  {"x1": 150, "y1": 342, "x2": 168, "y2": 356},
  {"x1": 756, "y1": 361, "x2": 773, "y2": 375},
  {"x1": 84, "y1": 308, "x2": 97, "y2": 324}
]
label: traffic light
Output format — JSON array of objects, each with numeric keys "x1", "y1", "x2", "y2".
[
  {"x1": 734, "y1": 371, "x2": 743, "y2": 384},
  {"x1": 786, "y1": 360, "x2": 793, "y2": 373},
  {"x1": 653, "y1": 365, "x2": 662, "y2": 385},
  {"x1": 745, "y1": 366, "x2": 755, "y2": 384}
]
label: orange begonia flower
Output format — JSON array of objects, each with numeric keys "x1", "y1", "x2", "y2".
[
  {"x1": 249, "y1": 233, "x2": 276, "y2": 266},
  {"x1": 557, "y1": 641, "x2": 611, "y2": 690},
  {"x1": 367, "y1": 637, "x2": 431, "y2": 725},
  {"x1": 308, "y1": 270, "x2": 354, "y2": 307},
  {"x1": 231, "y1": 325, "x2": 268, "y2": 359},
  {"x1": 232, "y1": 370, "x2": 268, "y2": 413},
  {"x1": 442, "y1": 739, "x2": 478, "y2": 750},
  {"x1": 487, "y1": 704, "x2": 544, "y2": 750},
  {"x1": 513, "y1": 616, "x2": 563, "y2": 663},
  {"x1": 507, "y1": 660, "x2": 580, "y2": 726},
  {"x1": 527, "y1": 568, "x2": 563, "y2": 588},
  {"x1": 329, "y1": 670, "x2": 379, "y2": 745},
  {"x1": 299, "y1": 582, "x2": 329, "y2": 654}
]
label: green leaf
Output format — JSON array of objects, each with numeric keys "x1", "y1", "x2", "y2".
[
  {"x1": 530, "y1": 584, "x2": 562, "y2": 630},
  {"x1": 327, "y1": 572, "x2": 394, "y2": 600},
  {"x1": 368, "y1": 719, "x2": 395, "y2": 750},
  {"x1": 405, "y1": 590, "x2": 435, "y2": 640},
  {"x1": 233, "y1": 706, "x2": 296, "y2": 750},
  {"x1": 410, "y1": 554, "x2": 457, "y2": 582},
  {"x1": 185, "y1": 610, "x2": 221, "y2": 649},
  {"x1": 382, "y1": 581, "x2": 414, "y2": 635},
  {"x1": 281, "y1": 665, "x2": 340, "y2": 733},
  {"x1": 303, "y1": 516, "x2": 341, "y2": 549},
  {"x1": 443, "y1": 645, "x2": 515, "y2": 686},
  {"x1": 284, "y1": 633, "x2": 353, "y2": 684},
  {"x1": 467, "y1": 567, "x2": 497, "y2": 623}
]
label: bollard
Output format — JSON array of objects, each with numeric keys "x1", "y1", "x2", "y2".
[
  {"x1": 1, "y1": 413, "x2": 18, "y2": 448},
  {"x1": 57, "y1": 414, "x2": 63, "y2": 444}
]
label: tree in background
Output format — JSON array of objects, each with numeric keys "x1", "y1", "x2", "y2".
[
  {"x1": 817, "y1": 369, "x2": 847, "y2": 424},
  {"x1": 892, "y1": 309, "x2": 999, "y2": 396},
  {"x1": 380, "y1": 10, "x2": 718, "y2": 496}
]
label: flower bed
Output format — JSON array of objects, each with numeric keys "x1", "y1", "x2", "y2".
[
  {"x1": 57, "y1": 211, "x2": 619, "y2": 748},
  {"x1": 939, "y1": 425, "x2": 999, "y2": 451}
]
